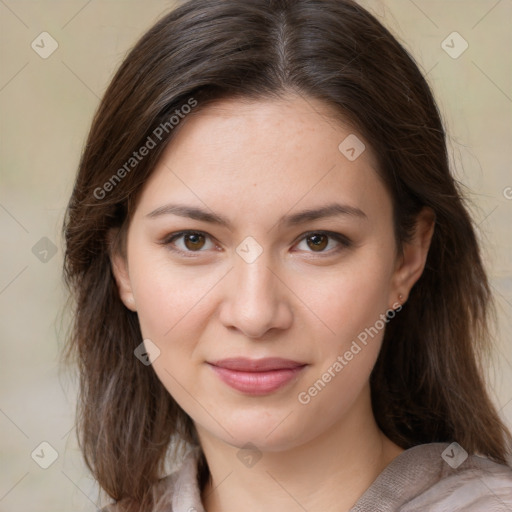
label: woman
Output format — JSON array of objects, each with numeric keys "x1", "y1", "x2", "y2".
[{"x1": 63, "y1": 0, "x2": 512, "y2": 510}]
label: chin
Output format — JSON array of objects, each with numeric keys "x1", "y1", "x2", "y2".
[{"x1": 199, "y1": 409, "x2": 312, "y2": 452}]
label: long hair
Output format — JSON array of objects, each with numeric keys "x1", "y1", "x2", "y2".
[{"x1": 63, "y1": 0, "x2": 512, "y2": 508}]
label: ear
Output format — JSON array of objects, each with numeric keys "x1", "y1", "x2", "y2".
[
  {"x1": 108, "y1": 228, "x2": 137, "y2": 312},
  {"x1": 389, "y1": 207, "x2": 435, "y2": 307}
]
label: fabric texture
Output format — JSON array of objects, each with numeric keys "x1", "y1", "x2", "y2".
[{"x1": 102, "y1": 442, "x2": 512, "y2": 511}]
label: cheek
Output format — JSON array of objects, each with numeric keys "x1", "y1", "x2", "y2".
[
  {"x1": 300, "y1": 256, "x2": 394, "y2": 351},
  {"x1": 127, "y1": 256, "x2": 229, "y2": 411},
  {"x1": 292, "y1": 265, "x2": 393, "y2": 432},
  {"x1": 129, "y1": 259, "x2": 216, "y2": 413},
  {"x1": 130, "y1": 254, "x2": 222, "y2": 341}
]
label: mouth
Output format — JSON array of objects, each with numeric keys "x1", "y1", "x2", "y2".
[{"x1": 207, "y1": 357, "x2": 307, "y2": 395}]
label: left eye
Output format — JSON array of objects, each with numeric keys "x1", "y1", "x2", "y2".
[
  {"x1": 295, "y1": 232, "x2": 350, "y2": 253},
  {"x1": 161, "y1": 230, "x2": 351, "y2": 256}
]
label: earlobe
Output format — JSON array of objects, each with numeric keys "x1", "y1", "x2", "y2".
[
  {"x1": 108, "y1": 230, "x2": 137, "y2": 312},
  {"x1": 390, "y1": 207, "x2": 435, "y2": 306}
]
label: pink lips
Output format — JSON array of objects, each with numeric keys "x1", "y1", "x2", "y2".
[{"x1": 208, "y1": 357, "x2": 306, "y2": 395}]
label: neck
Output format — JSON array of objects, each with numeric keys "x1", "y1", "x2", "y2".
[{"x1": 197, "y1": 387, "x2": 403, "y2": 512}]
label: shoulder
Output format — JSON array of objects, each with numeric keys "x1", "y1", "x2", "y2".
[
  {"x1": 401, "y1": 444, "x2": 512, "y2": 511},
  {"x1": 99, "y1": 448, "x2": 203, "y2": 512},
  {"x1": 351, "y1": 442, "x2": 512, "y2": 512},
  {"x1": 99, "y1": 474, "x2": 179, "y2": 512}
]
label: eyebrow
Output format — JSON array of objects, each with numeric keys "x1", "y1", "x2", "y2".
[{"x1": 146, "y1": 202, "x2": 367, "y2": 229}]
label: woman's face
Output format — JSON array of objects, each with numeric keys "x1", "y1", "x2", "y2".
[{"x1": 112, "y1": 94, "x2": 425, "y2": 451}]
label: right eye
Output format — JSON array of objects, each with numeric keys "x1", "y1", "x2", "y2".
[{"x1": 161, "y1": 230, "x2": 218, "y2": 256}]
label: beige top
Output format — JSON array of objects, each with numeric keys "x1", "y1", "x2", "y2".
[{"x1": 103, "y1": 442, "x2": 512, "y2": 511}]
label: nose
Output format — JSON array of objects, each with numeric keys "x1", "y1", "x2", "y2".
[{"x1": 218, "y1": 251, "x2": 293, "y2": 339}]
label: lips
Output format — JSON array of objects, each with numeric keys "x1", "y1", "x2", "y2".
[{"x1": 208, "y1": 357, "x2": 307, "y2": 395}]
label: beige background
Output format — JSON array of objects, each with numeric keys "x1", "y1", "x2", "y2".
[{"x1": 0, "y1": 0, "x2": 511, "y2": 510}]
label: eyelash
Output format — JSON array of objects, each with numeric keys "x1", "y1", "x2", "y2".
[{"x1": 159, "y1": 230, "x2": 352, "y2": 258}]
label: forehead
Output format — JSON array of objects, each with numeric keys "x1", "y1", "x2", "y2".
[{"x1": 135, "y1": 95, "x2": 391, "y2": 229}]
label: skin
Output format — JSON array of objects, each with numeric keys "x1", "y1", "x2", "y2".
[{"x1": 111, "y1": 93, "x2": 435, "y2": 511}]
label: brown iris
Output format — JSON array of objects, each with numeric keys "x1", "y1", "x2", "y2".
[
  {"x1": 184, "y1": 233, "x2": 206, "y2": 251},
  {"x1": 306, "y1": 234, "x2": 328, "y2": 251}
]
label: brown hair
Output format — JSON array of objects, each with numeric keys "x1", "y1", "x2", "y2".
[{"x1": 63, "y1": 0, "x2": 512, "y2": 508}]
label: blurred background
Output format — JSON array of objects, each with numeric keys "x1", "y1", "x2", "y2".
[{"x1": 1, "y1": 0, "x2": 511, "y2": 510}]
